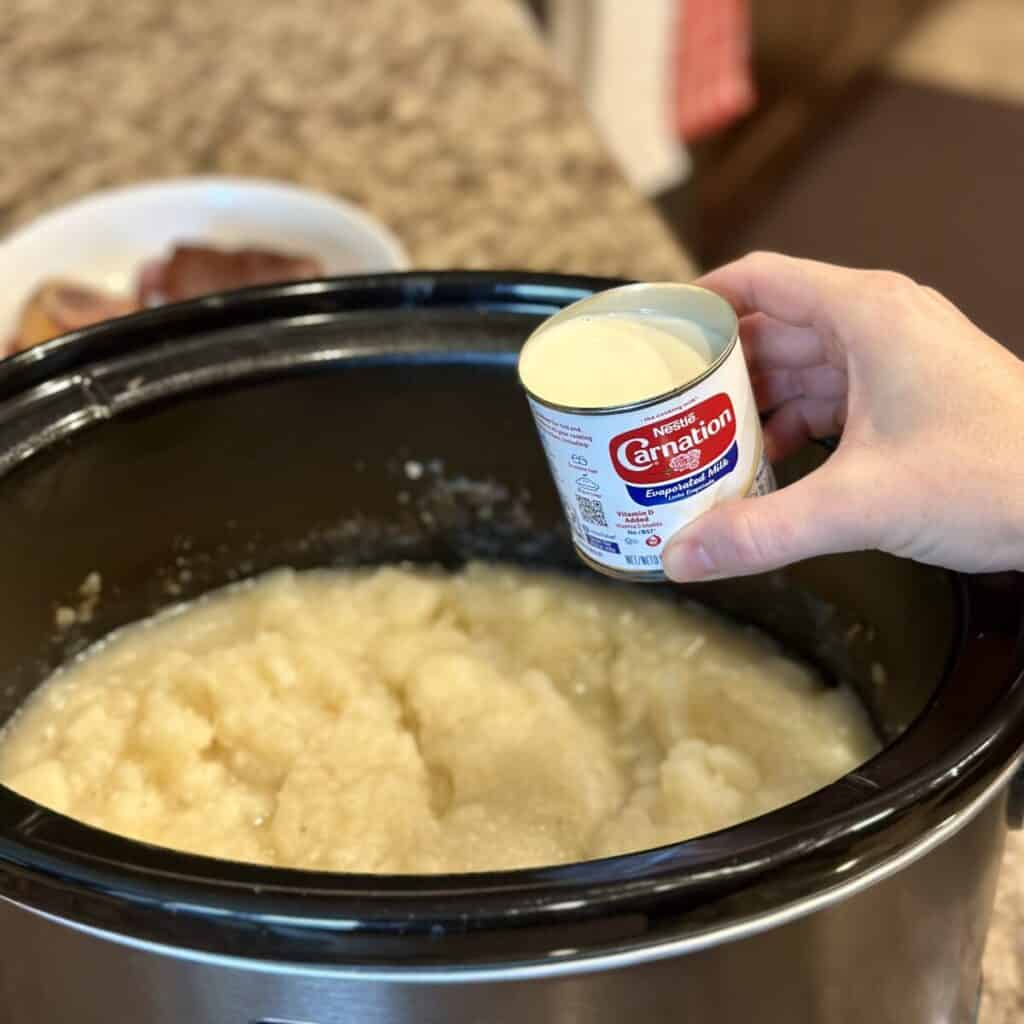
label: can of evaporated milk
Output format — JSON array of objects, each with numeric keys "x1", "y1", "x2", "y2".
[{"x1": 518, "y1": 283, "x2": 775, "y2": 581}]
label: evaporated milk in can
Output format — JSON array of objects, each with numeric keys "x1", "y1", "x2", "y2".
[{"x1": 518, "y1": 283, "x2": 775, "y2": 581}]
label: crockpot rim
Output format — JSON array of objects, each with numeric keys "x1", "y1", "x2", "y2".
[{"x1": 0, "y1": 271, "x2": 1022, "y2": 964}]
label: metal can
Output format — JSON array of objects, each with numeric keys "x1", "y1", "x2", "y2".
[{"x1": 518, "y1": 283, "x2": 775, "y2": 581}]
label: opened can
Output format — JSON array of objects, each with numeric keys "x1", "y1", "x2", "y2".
[{"x1": 518, "y1": 283, "x2": 775, "y2": 581}]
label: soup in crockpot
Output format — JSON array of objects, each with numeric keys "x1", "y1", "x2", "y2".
[{"x1": 0, "y1": 563, "x2": 877, "y2": 873}]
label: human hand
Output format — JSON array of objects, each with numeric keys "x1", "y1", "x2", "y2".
[{"x1": 663, "y1": 253, "x2": 1024, "y2": 581}]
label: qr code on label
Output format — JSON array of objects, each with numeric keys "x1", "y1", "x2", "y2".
[{"x1": 577, "y1": 496, "x2": 607, "y2": 527}]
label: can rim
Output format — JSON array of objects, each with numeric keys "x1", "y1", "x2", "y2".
[{"x1": 517, "y1": 281, "x2": 740, "y2": 416}]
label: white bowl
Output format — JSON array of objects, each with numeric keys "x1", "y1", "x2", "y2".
[{"x1": 0, "y1": 176, "x2": 410, "y2": 342}]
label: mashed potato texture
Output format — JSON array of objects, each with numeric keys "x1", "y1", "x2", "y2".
[{"x1": 0, "y1": 563, "x2": 877, "y2": 873}]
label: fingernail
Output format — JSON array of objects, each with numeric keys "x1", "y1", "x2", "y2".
[{"x1": 663, "y1": 538, "x2": 717, "y2": 581}]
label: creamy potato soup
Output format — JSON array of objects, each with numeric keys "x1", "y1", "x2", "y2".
[{"x1": 0, "y1": 563, "x2": 877, "y2": 873}]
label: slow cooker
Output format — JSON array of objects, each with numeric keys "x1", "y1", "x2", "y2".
[{"x1": 0, "y1": 273, "x2": 1021, "y2": 1024}]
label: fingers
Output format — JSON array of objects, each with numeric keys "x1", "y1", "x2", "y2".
[
  {"x1": 762, "y1": 397, "x2": 847, "y2": 461},
  {"x1": 696, "y1": 252, "x2": 846, "y2": 329},
  {"x1": 662, "y1": 466, "x2": 865, "y2": 582},
  {"x1": 740, "y1": 312, "x2": 840, "y2": 372},
  {"x1": 752, "y1": 366, "x2": 848, "y2": 410}
]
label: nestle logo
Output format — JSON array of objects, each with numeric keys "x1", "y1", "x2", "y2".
[{"x1": 609, "y1": 394, "x2": 736, "y2": 486}]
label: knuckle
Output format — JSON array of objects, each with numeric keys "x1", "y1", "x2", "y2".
[
  {"x1": 864, "y1": 269, "x2": 918, "y2": 296},
  {"x1": 920, "y1": 284, "x2": 957, "y2": 312},
  {"x1": 855, "y1": 270, "x2": 930, "y2": 333},
  {"x1": 887, "y1": 270, "x2": 919, "y2": 292},
  {"x1": 743, "y1": 250, "x2": 784, "y2": 273},
  {"x1": 821, "y1": 457, "x2": 875, "y2": 538},
  {"x1": 725, "y1": 505, "x2": 781, "y2": 570}
]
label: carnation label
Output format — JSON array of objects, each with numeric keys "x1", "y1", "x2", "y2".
[
  {"x1": 610, "y1": 392, "x2": 739, "y2": 506},
  {"x1": 519, "y1": 283, "x2": 776, "y2": 581}
]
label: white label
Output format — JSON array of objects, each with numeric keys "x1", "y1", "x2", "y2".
[{"x1": 527, "y1": 341, "x2": 774, "y2": 576}]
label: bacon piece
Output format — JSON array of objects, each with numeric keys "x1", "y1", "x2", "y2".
[
  {"x1": 10, "y1": 281, "x2": 140, "y2": 353},
  {"x1": 3, "y1": 242, "x2": 325, "y2": 360},
  {"x1": 137, "y1": 259, "x2": 169, "y2": 307},
  {"x1": 137, "y1": 244, "x2": 323, "y2": 304}
]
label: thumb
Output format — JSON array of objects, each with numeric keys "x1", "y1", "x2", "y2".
[{"x1": 662, "y1": 470, "x2": 866, "y2": 581}]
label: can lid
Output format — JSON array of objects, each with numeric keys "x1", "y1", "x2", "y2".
[{"x1": 518, "y1": 282, "x2": 740, "y2": 414}]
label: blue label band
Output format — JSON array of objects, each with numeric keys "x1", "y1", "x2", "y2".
[{"x1": 625, "y1": 442, "x2": 739, "y2": 507}]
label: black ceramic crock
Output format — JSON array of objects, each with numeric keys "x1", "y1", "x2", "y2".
[{"x1": 0, "y1": 273, "x2": 1021, "y2": 1024}]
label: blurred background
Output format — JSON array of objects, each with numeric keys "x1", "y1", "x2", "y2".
[
  {"x1": 2, "y1": 0, "x2": 1022, "y2": 351},
  {"x1": 528, "y1": 0, "x2": 1023, "y2": 349}
]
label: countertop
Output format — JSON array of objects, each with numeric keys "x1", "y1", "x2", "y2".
[
  {"x1": 0, "y1": 0, "x2": 1018, "y2": 1019},
  {"x1": 0, "y1": 0, "x2": 692, "y2": 281}
]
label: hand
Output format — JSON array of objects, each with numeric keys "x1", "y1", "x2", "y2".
[{"x1": 662, "y1": 252, "x2": 1024, "y2": 581}]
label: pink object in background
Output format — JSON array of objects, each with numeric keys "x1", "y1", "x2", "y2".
[{"x1": 674, "y1": 0, "x2": 756, "y2": 143}]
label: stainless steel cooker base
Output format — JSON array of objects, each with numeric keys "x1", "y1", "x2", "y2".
[{"x1": 0, "y1": 786, "x2": 1007, "y2": 1023}]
